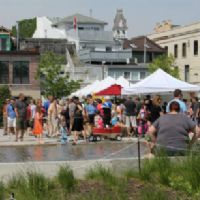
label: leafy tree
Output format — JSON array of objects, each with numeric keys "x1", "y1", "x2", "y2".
[
  {"x1": 36, "y1": 52, "x2": 81, "y2": 98},
  {"x1": 0, "y1": 85, "x2": 11, "y2": 126},
  {"x1": 12, "y1": 18, "x2": 36, "y2": 38},
  {"x1": 149, "y1": 54, "x2": 179, "y2": 78}
]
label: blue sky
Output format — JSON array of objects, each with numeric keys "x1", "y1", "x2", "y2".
[{"x1": 1, "y1": 0, "x2": 200, "y2": 37}]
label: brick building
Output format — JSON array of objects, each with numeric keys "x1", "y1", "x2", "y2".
[{"x1": 0, "y1": 50, "x2": 40, "y2": 98}]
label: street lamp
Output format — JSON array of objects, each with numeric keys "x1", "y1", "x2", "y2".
[{"x1": 102, "y1": 61, "x2": 106, "y2": 79}]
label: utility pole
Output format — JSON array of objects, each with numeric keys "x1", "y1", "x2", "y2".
[
  {"x1": 16, "y1": 21, "x2": 19, "y2": 51},
  {"x1": 143, "y1": 36, "x2": 147, "y2": 64}
]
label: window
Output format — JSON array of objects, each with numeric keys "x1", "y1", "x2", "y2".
[
  {"x1": 184, "y1": 65, "x2": 190, "y2": 82},
  {"x1": 182, "y1": 43, "x2": 187, "y2": 57},
  {"x1": 13, "y1": 61, "x2": 29, "y2": 84},
  {"x1": 140, "y1": 71, "x2": 146, "y2": 80},
  {"x1": 0, "y1": 61, "x2": 9, "y2": 84},
  {"x1": 174, "y1": 44, "x2": 178, "y2": 58},
  {"x1": 131, "y1": 71, "x2": 139, "y2": 81},
  {"x1": 194, "y1": 40, "x2": 198, "y2": 55},
  {"x1": 106, "y1": 47, "x2": 112, "y2": 52},
  {"x1": 124, "y1": 72, "x2": 130, "y2": 80},
  {"x1": 0, "y1": 38, "x2": 7, "y2": 50}
]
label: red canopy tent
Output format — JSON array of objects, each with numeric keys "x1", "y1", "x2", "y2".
[{"x1": 95, "y1": 84, "x2": 122, "y2": 96}]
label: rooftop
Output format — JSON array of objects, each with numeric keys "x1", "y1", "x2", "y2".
[
  {"x1": 123, "y1": 36, "x2": 166, "y2": 52},
  {"x1": 53, "y1": 13, "x2": 108, "y2": 26},
  {"x1": 0, "y1": 26, "x2": 11, "y2": 34}
]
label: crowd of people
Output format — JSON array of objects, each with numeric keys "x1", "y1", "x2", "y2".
[{"x1": 1, "y1": 89, "x2": 200, "y2": 153}]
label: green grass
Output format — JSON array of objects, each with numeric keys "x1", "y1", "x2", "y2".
[
  {"x1": 85, "y1": 164, "x2": 117, "y2": 186},
  {"x1": 57, "y1": 165, "x2": 77, "y2": 193},
  {"x1": 1, "y1": 157, "x2": 200, "y2": 199}
]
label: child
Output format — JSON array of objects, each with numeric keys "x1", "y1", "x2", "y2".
[
  {"x1": 94, "y1": 111, "x2": 104, "y2": 128},
  {"x1": 59, "y1": 112, "x2": 68, "y2": 144},
  {"x1": 137, "y1": 104, "x2": 148, "y2": 137},
  {"x1": 33, "y1": 102, "x2": 43, "y2": 144}
]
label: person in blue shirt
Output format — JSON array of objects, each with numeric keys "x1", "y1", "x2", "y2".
[
  {"x1": 166, "y1": 89, "x2": 187, "y2": 113},
  {"x1": 85, "y1": 98, "x2": 97, "y2": 125},
  {"x1": 7, "y1": 98, "x2": 17, "y2": 137}
]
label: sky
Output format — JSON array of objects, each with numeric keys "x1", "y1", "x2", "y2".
[{"x1": 1, "y1": 0, "x2": 200, "y2": 37}]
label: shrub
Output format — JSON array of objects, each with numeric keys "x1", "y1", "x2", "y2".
[
  {"x1": 57, "y1": 165, "x2": 76, "y2": 193},
  {"x1": 26, "y1": 171, "x2": 50, "y2": 198},
  {"x1": 85, "y1": 164, "x2": 117, "y2": 186},
  {"x1": 140, "y1": 186, "x2": 168, "y2": 200},
  {"x1": 0, "y1": 182, "x2": 5, "y2": 200}
]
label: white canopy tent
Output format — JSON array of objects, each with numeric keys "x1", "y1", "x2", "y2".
[
  {"x1": 116, "y1": 76, "x2": 134, "y2": 88},
  {"x1": 72, "y1": 76, "x2": 133, "y2": 97},
  {"x1": 92, "y1": 76, "x2": 116, "y2": 93},
  {"x1": 122, "y1": 69, "x2": 200, "y2": 95},
  {"x1": 72, "y1": 80, "x2": 100, "y2": 96}
]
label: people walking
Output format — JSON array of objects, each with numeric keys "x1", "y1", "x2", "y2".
[
  {"x1": 33, "y1": 99, "x2": 44, "y2": 144},
  {"x1": 2, "y1": 99, "x2": 9, "y2": 135},
  {"x1": 15, "y1": 93, "x2": 27, "y2": 142},
  {"x1": 7, "y1": 98, "x2": 16, "y2": 139}
]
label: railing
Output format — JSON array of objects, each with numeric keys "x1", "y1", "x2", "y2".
[{"x1": 78, "y1": 49, "x2": 132, "y2": 63}]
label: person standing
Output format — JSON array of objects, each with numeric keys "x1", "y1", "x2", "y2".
[
  {"x1": 68, "y1": 98, "x2": 76, "y2": 133},
  {"x1": 85, "y1": 98, "x2": 97, "y2": 125},
  {"x1": 7, "y1": 98, "x2": 16, "y2": 139},
  {"x1": 27, "y1": 99, "x2": 36, "y2": 135},
  {"x1": 2, "y1": 99, "x2": 9, "y2": 135},
  {"x1": 124, "y1": 96, "x2": 137, "y2": 136},
  {"x1": 72, "y1": 101, "x2": 84, "y2": 145},
  {"x1": 166, "y1": 89, "x2": 187, "y2": 113},
  {"x1": 15, "y1": 93, "x2": 27, "y2": 142},
  {"x1": 102, "y1": 97, "x2": 112, "y2": 127},
  {"x1": 33, "y1": 99, "x2": 44, "y2": 144},
  {"x1": 48, "y1": 97, "x2": 58, "y2": 137},
  {"x1": 149, "y1": 95, "x2": 163, "y2": 124}
]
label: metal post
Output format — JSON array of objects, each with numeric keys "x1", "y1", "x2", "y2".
[
  {"x1": 16, "y1": 21, "x2": 19, "y2": 51},
  {"x1": 143, "y1": 36, "x2": 146, "y2": 64},
  {"x1": 137, "y1": 135, "x2": 141, "y2": 174}
]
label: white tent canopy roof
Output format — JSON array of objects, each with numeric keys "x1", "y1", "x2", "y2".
[
  {"x1": 116, "y1": 76, "x2": 134, "y2": 88},
  {"x1": 122, "y1": 69, "x2": 200, "y2": 95},
  {"x1": 93, "y1": 76, "x2": 116, "y2": 93}
]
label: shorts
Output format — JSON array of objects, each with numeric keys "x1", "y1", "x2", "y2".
[
  {"x1": 88, "y1": 114, "x2": 95, "y2": 125},
  {"x1": 125, "y1": 116, "x2": 137, "y2": 128},
  {"x1": 7, "y1": 117, "x2": 16, "y2": 128},
  {"x1": 16, "y1": 118, "x2": 27, "y2": 130},
  {"x1": 27, "y1": 119, "x2": 34, "y2": 128}
]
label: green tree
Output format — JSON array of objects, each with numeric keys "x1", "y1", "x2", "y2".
[
  {"x1": 12, "y1": 18, "x2": 37, "y2": 38},
  {"x1": 0, "y1": 85, "x2": 11, "y2": 126},
  {"x1": 149, "y1": 54, "x2": 179, "y2": 78},
  {"x1": 36, "y1": 52, "x2": 81, "y2": 98}
]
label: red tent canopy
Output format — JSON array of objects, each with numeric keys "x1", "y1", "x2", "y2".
[{"x1": 95, "y1": 84, "x2": 122, "y2": 96}]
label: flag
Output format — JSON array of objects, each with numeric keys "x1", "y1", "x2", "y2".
[{"x1": 74, "y1": 16, "x2": 77, "y2": 31}]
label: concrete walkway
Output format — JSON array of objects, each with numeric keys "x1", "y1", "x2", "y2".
[{"x1": 0, "y1": 129, "x2": 142, "y2": 147}]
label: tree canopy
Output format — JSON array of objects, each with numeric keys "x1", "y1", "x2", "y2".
[
  {"x1": 149, "y1": 54, "x2": 179, "y2": 78},
  {"x1": 37, "y1": 52, "x2": 81, "y2": 98},
  {"x1": 12, "y1": 18, "x2": 36, "y2": 38}
]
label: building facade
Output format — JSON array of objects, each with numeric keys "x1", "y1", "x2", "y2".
[
  {"x1": 112, "y1": 9, "x2": 128, "y2": 40},
  {"x1": 0, "y1": 26, "x2": 12, "y2": 51},
  {"x1": 0, "y1": 50, "x2": 40, "y2": 98},
  {"x1": 148, "y1": 21, "x2": 200, "y2": 83}
]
